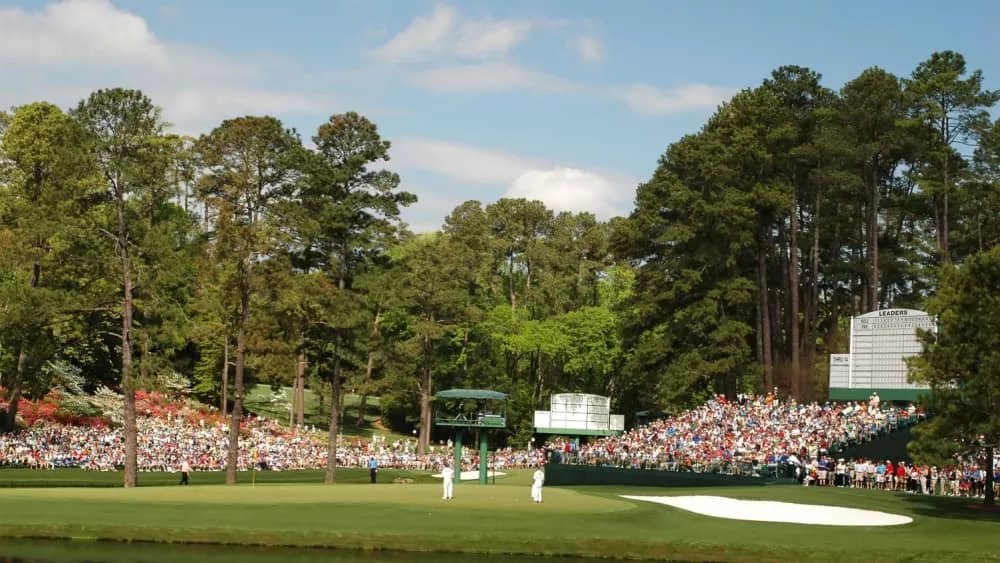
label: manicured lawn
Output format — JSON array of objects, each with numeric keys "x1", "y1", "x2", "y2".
[
  {"x1": 0, "y1": 469, "x2": 998, "y2": 561},
  {"x1": 243, "y1": 385, "x2": 411, "y2": 442}
]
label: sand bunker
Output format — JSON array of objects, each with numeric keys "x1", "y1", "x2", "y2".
[
  {"x1": 432, "y1": 470, "x2": 506, "y2": 481},
  {"x1": 621, "y1": 495, "x2": 913, "y2": 527}
]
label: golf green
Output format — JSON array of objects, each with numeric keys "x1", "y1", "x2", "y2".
[{"x1": 0, "y1": 469, "x2": 997, "y2": 562}]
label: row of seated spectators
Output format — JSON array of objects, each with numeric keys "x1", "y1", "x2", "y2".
[
  {"x1": 0, "y1": 392, "x2": 955, "y2": 483},
  {"x1": 798, "y1": 456, "x2": 1000, "y2": 498},
  {"x1": 546, "y1": 392, "x2": 924, "y2": 477},
  {"x1": 0, "y1": 416, "x2": 545, "y2": 472}
]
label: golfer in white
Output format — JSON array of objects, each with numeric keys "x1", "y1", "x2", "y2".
[
  {"x1": 441, "y1": 463, "x2": 455, "y2": 500},
  {"x1": 531, "y1": 466, "x2": 545, "y2": 503}
]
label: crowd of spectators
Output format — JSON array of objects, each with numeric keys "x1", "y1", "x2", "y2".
[
  {"x1": 546, "y1": 392, "x2": 923, "y2": 477},
  {"x1": 0, "y1": 414, "x2": 545, "y2": 473},
  {"x1": 6, "y1": 390, "x2": 998, "y2": 500},
  {"x1": 798, "y1": 455, "x2": 1000, "y2": 499}
]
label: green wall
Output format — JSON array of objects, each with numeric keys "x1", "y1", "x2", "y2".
[
  {"x1": 835, "y1": 424, "x2": 916, "y2": 464},
  {"x1": 545, "y1": 463, "x2": 793, "y2": 487}
]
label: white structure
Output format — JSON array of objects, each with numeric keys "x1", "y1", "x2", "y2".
[
  {"x1": 828, "y1": 354, "x2": 851, "y2": 389},
  {"x1": 829, "y1": 308, "x2": 936, "y2": 401},
  {"x1": 533, "y1": 393, "x2": 625, "y2": 436}
]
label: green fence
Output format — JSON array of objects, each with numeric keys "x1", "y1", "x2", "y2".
[
  {"x1": 545, "y1": 462, "x2": 795, "y2": 487},
  {"x1": 835, "y1": 424, "x2": 916, "y2": 464}
]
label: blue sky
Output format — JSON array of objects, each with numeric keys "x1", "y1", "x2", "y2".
[{"x1": 2, "y1": 0, "x2": 998, "y2": 231}]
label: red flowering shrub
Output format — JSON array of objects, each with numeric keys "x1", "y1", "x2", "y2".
[{"x1": 8, "y1": 385, "x2": 239, "y2": 431}]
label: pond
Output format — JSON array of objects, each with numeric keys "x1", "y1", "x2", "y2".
[{"x1": 0, "y1": 539, "x2": 595, "y2": 563}]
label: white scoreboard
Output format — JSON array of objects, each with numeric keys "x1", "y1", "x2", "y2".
[
  {"x1": 533, "y1": 393, "x2": 624, "y2": 436},
  {"x1": 829, "y1": 354, "x2": 851, "y2": 388},
  {"x1": 847, "y1": 308, "x2": 936, "y2": 389}
]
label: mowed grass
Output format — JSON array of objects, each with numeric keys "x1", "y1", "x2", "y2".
[
  {"x1": 243, "y1": 386, "x2": 411, "y2": 442},
  {"x1": 1, "y1": 469, "x2": 998, "y2": 562}
]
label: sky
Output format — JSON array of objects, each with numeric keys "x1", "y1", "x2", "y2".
[{"x1": 2, "y1": 0, "x2": 998, "y2": 232}]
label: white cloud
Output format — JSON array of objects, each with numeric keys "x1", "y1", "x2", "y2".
[
  {"x1": 0, "y1": 0, "x2": 337, "y2": 134},
  {"x1": 392, "y1": 137, "x2": 544, "y2": 185},
  {"x1": 371, "y1": 3, "x2": 576, "y2": 94},
  {"x1": 621, "y1": 83, "x2": 737, "y2": 115},
  {"x1": 454, "y1": 19, "x2": 538, "y2": 60},
  {"x1": 372, "y1": 3, "x2": 540, "y2": 65},
  {"x1": 0, "y1": 0, "x2": 168, "y2": 69},
  {"x1": 392, "y1": 137, "x2": 636, "y2": 220},
  {"x1": 506, "y1": 168, "x2": 622, "y2": 219},
  {"x1": 407, "y1": 62, "x2": 578, "y2": 94},
  {"x1": 570, "y1": 35, "x2": 605, "y2": 63},
  {"x1": 371, "y1": 3, "x2": 459, "y2": 64},
  {"x1": 375, "y1": 4, "x2": 735, "y2": 115}
]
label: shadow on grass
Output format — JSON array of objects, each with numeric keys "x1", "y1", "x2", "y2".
[
  {"x1": 0, "y1": 538, "x2": 600, "y2": 563},
  {"x1": 897, "y1": 492, "x2": 1000, "y2": 522}
]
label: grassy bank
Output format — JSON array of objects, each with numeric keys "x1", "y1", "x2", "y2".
[
  {"x1": 1, "y1": 469, "x2": 998, "y2": 561},
  {"x1": 243, "y1": 386, "x2": 410, "y2": 443}
]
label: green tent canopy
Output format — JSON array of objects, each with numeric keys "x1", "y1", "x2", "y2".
[{"x1": 435, "y1": 389, "x2": 508, "y2": 400}]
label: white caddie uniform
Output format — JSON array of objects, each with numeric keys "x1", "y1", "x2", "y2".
[
  {"x1": 442, "y1": 466, "x2": 454, "y2": 499},
  {"x1": 531, "y1": 468, "x2": 544, "y2": 502}
]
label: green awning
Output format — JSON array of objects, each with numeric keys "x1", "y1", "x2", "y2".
[{"x1": 435, "y1": 389, "x2": 508, "y2": 400}]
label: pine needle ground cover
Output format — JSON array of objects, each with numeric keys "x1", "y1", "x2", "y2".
[{"x1": 0, "y1": 469, "x2": 997, "y2": 562}]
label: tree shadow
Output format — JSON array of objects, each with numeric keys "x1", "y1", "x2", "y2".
[{"x1": 897, "y1": 492, "x2": 1000, "y2": 522}]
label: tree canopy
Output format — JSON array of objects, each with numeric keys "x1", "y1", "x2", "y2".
[
  {"x1": 908, "y1": 245, "x2": 1000, "y2": 505},
  {"x1": 1, "y1": 50, "x2": 999, "y2": 488}
]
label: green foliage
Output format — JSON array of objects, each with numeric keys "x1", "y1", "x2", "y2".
[
  {"x1": 0, "y1": 101, "x2": 99, "y2": 429},
  {"x1": 908, "y1": 246, "x2": 1000, "y2": 457},
  {"x1": 3, "y1": 51, "x2": 1000, "y2": 460}
]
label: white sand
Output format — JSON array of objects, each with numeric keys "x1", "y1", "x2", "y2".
[
  {"x1": 432, "y1": 470, "x2": 506, "y2": 481},
  {"x1": 621, "y1": 495, "x2": 913, "y2": 527}
]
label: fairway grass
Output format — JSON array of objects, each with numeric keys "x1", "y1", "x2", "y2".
[{"x1": 1, "y1": 470, "x2": 998, "y2": 562}]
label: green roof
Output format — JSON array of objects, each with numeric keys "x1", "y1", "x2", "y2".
[{"x1": 435, "y1": 389, "x2": 508, "y2": 400}]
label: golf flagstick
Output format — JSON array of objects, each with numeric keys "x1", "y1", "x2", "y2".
[{"x1": 252, "y1": 446, "x2": 257, "y2": 488}]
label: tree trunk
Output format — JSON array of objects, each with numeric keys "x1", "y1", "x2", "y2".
[
  {"x1": 2, "y1": 258, "x2": 41, "y2": 433},
  {"x1": 770, "y1": 292, "x2": 783, "y2": 393},
  {"x1": 534, "y1": 349, "x2": 545, "y2": 407},
  {"x1": 118, "y1": 192, "x2": 138, "y2": 489},
  {"x1": 221, "y1": 338, "x2": 229, "y2": 415},
  {"x1": 758, "y1": 244, "x2": 773, "y2": 392},
  {"x1": 508, "y1": 251, "x2": 517, "y2": 310},
  {"x1": 977, "y1": 203, "x2": 984, "y2": 253},
  {"x1": 325, "y1": 334, "x2": 342, "y2": 484},
  {"x1": 858, "y1": 213, "x2": 869, "y2": 315},
  {"x1": 871, "y1": 165, "x2": 880, "y2": 311},
  {"x1": 325, "y1": 271, "x2": 348, "y2": 485},
  {"x1": 941, "y1": 151, "x2": 950, "y2": 264},
  {"x1": 789, "y1": 185, "x2": 800, "y2": 401},
  {"x1": 357, "y1": 309, "x2": 381, "y2": 427},
  {"x1": 140, "y1": 334, "x2": 150, "y2": 383},
  {"x1": 755, "y1": 276, "x2": 764, "y2": 384},
  {"x1": 985, "y1": 445, "x2": 995, "y2": 507},
  {"x1": 778, "y1": 220, "x2": 789, "y2": 382},
  {"x1": 2, "y1": 347, "x2": 25, "y2": 433},
  {"x1": 226, "y1": 278, "x2": 250, "y2": 485},
  {"x1": 808, "y1": 173, "x2": 822, "y2": 398},
  {"x1": 296, "y1": 351, "x2": 305, "y2": 427},
  {"x1": 417, "y1": 330, "x2": 433, "y2": 455}
]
